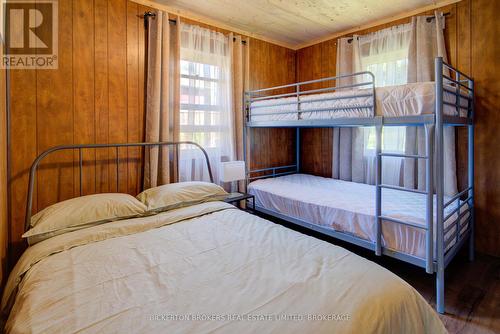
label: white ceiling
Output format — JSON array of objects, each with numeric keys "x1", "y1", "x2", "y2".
[{"x1": 155, "y1": 0, "x2": 448, "y2": 48}]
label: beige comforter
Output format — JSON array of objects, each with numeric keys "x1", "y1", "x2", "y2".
[{"x1": 2, "y1": 201, "x2": 446, "y2": 333}]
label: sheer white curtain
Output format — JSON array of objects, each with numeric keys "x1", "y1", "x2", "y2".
[
  {"x1": 334, "y1": 23, "x2": 411, "y2": 185},
  {"x1": 359, "y1": 23, "x2": 412, "y2": 186},
  {"x1": 179, "y1": 23, "x2": 234, "y2": 184},
  {"x1": 358, "y1": 23, "x2": 411, "y2": 86}
]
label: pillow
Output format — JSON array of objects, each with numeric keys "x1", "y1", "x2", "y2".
[
  {"x1": 23, "y1": 193, "x2": 147, "y2": 244},
  {"x1": 137, "y1": 181, "x2": 228, "y2": 213}
]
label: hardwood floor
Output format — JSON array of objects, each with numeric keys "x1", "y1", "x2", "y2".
[
  {"x1": 261, "y1": 214, "x2": 500, "y2": 334},
  {"x1": 387, "y1": 250, "x2": 500, "y2": 334}
]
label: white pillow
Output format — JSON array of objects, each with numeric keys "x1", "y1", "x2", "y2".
[
  {"x1": 23, "y1": 193, "x2": 147, "y2": 244},
  {"x1": 137, "y1": 181, "x2": 227, "y2": 213}
]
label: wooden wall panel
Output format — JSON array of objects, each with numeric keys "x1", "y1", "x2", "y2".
[
  {"x1": 296, "y1": 39, "x2": 337, "y2": 177},
  {"x1": 74, "y1": 0, "x2": 96, "y2": 196},
  {"x1": 295, "y1": 0, "x2": 500, "y2": 256},
  {"x1": 471, "y1": 0, "x2": 500, "y2": 257},
  {"x1": 36, "y1": 0, "x2": 74, "y2": 212},
  {"x1": 248, "y1": 38, "x2": 297, "y2": 172},
  {"x1": 95, "y1": 0, "x2": 110, "y2": 194},
  {"x1": 126, "y1": 2, "x2": 141, "y2": 195},
  {"x1": 8, "y1": 67, "x2": 37, "y2": 265},
  {"x1": 108, "y1": 0, "x2": 129, "y2": 194},
  {"x1": 137, "y1": 4, "x2": 148, "y2": 192},
  {"x1": 300, "y1": 128, "x2": 333, "y2": 177},
  {"x1": 7, "y1": 0, "x2": 153, "y2": 264}
]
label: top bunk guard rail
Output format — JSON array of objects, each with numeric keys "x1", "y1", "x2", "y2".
[
  {"x1": 249, "y1": 81, "x2": 374, "y2": 101},
  {"x1": 24, "y1": 141, "x2": 214, "y2": 232},
  {"x1": 441, "y1": 60, "x2": 475, "y2": 119},
  {"x1": 247, "y1": 71, "x2": 375, "y2": 95},
  {"x1": 246, "y1": 71, "x2": 375, "y2": 125}
]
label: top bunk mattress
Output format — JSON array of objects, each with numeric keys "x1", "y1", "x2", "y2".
[{"x1": 249, "y1": 81, "x2": 469, "y2": 122}]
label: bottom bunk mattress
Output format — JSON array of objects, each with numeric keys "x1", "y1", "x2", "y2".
[{"x1": 248, "y1": 174, "x2": 468, "y2": 259}]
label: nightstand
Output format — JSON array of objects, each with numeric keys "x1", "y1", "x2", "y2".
[{"x1": 223, "y1": 192, "x2": 255, "y2": 212}]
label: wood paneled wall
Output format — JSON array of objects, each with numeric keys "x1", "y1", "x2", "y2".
[
  {"x1": 248, "y1": 38, "x2": 297, "y2": 172},
  {"x1": 6, "y1": 0, "x2": 297, "y2": 266},
  {"x1": 470, "y1": 0, "x2": 500, "y2": 258},
  {"x1": 6, "y1": 0, "x2": 497, "y2": 270},
  {"x1": 295, "y1": 0, "x2": 500, "y2": 257},
  {"x1": 7, "y1": 0, "x2": 150, "y2": 264}
]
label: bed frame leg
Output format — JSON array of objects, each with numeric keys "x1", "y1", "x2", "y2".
[
  {"x1": 468, "y1": 216, "x2": 475, "y2": 262},
  {"x1": 436, "y1": 268, "x2": 445, "y2": 314},
  {"x1": 467, "y1": 115, "x2": 475, "y2": 262},
  {"x1": 435, "y1": 57, "x2": 446, "y2": 315}
]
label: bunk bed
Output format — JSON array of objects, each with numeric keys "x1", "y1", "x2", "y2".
[{"x1": 243, "y1": 57, "x2": 474, "y2": 314}]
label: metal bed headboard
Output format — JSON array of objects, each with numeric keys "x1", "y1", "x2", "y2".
[{"x1": 25, "y1": 141, "x2": 214, "y2": 232}]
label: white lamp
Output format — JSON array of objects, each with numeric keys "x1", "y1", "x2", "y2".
[{"x1": 220, "y1": 161, "x2": 246, "y2": 198}]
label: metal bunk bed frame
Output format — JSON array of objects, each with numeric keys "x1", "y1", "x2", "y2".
[{"x1": 243, "y1": 57, "x2": 474, "y2": 314}]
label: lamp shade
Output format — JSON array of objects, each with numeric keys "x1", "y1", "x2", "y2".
[{"x1": 220, "y1": 161, "x2": 245, "y2": 183}]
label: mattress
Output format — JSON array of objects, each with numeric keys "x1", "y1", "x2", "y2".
[
  {"x1": 2, "y1": 201, "x2": 445, "y2": 333},
  {"x1": 250, "y1": 81, "x2": 469, "y2": 121},
  {"x1": 248, "y1": 174, "x2": 469, "y2": 259}
]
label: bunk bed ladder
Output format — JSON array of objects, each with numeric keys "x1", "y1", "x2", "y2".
[{"x1": 375, "y1": 128, "x2": 434, "y2": 274}]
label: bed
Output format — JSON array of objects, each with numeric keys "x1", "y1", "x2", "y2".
[
  {"x1": 244, "y1": 58, "x2": 475, "y2": 314},
  {"x1": 1, "y1": 142, "x2": 446, "y2": 333},
  {"x1": 248, "y1": 173, "x2": 469, "y2": 259},
  {"x1": 3, "y1": 201, "x2": 446, "y2": 333}
]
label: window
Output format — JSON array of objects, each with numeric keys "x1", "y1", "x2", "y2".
[
  {"x1": 179, "y1": 24, "x2": 233, "y2": 183},
  {"x1": 359, "y1": 24, "x2": 411, "y2": 156},
  {"x1": 363, "y1": 49, "x2": 408, "y2": 87},
  {"x1": 180, "y1": 60, "x2": 226, "y2": 149},
  {"x1": 357, "y1": 24, "x2": 412, "y2": 185},
  {"x1": 364, "y1": 126, "x2": 406, "y2": 154}
]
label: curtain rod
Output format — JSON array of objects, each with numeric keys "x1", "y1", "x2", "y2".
[
  {"x1": 346, "y1": 11, "x2": 450, "y2": 43},
  {"x1": 140, "y1": 11, "x2": 247, "y2": 44}
]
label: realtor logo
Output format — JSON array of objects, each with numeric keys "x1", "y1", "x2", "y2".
[{"x1": 1, "y1": 0, "x2": 58, "y2": 69}]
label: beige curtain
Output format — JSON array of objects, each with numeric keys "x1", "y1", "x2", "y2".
[
  {"x1": 229, "y1": 33, "x2": 250, "y2": 191},
  {"x1": 332, "y1": 37, "x2": 366, "y2": 183},
  {"x1": 144, "y1": 11, "x2": 180, "y2": 189},
  {"x1": 405, "y1": 11, "x2": 457, "y2": 196},
  {"x1": 335, "y1": 37, "x2": 362, "y2": 86}
]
